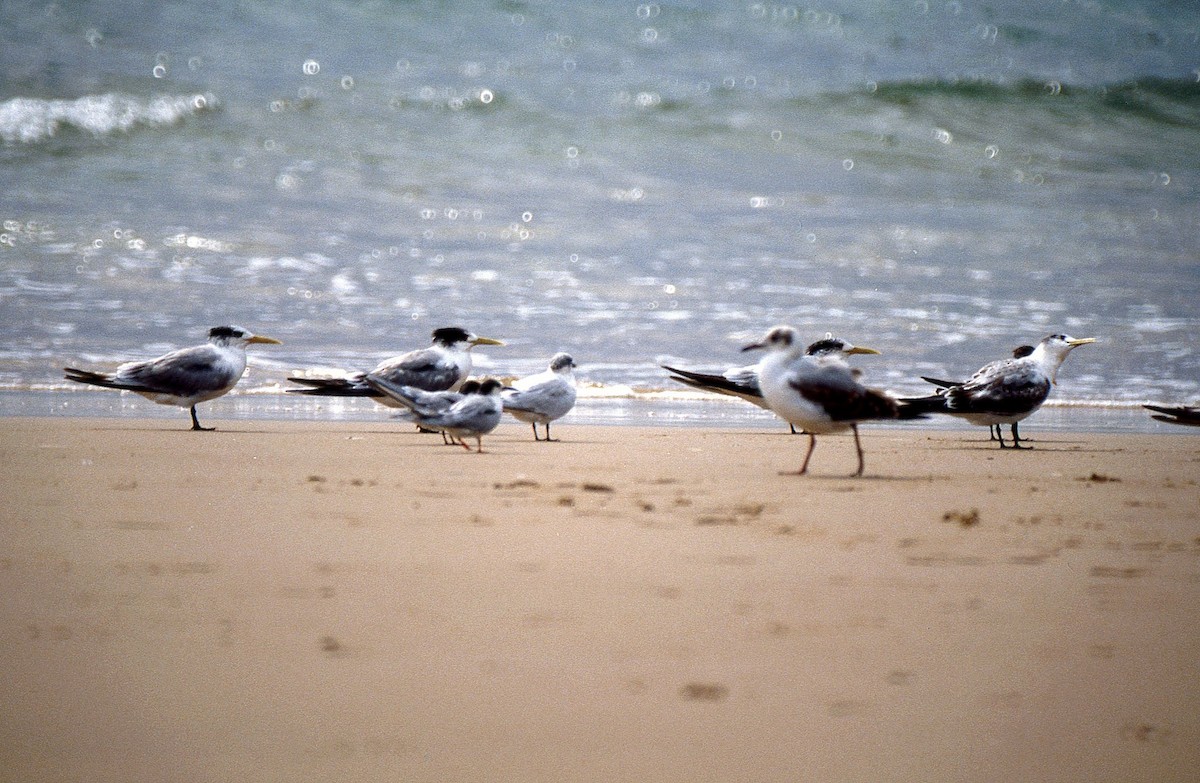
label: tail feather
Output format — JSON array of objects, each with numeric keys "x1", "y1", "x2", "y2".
[
  {"x1": 897, "y1": 394, "x2": 950, "y2": 417},
  {"x1": 661, "y1": 364, "x2": 761, "y2": 399},
  {"x1": 64, "y1": 367, "x2": 144, "y2": 392},
  {"x1": 895, "y1": 398, "x2": 935, "y2": 420},
  {"x1": 920, "y1": 375, "x2": 961, "y2": 389},
  {"x1": 285, "y1": 376, "x2": 382, "y2": 397}
]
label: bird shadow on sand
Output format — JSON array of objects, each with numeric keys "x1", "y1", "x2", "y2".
[
  {"x1": 778, "y1": 472, "x2": 949, "y2": 483},
  {"x1": 921, "y1": 436, "x2": 1106, "y2": 452}
]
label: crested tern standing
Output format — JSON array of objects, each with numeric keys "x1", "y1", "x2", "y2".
[
  {"x1": 743, "y1": 326, "x2": 902, "y2": 476},
  {"x1": 368, "y1": 376, "x2": 504, "y2": 452},
  {"x1": 286, "y1": 327, "x2": 503, "y2": 407},
  {"x1": 502, "y1": 353, "x2": 578, "y2": 441},
  {"x1": 63, "y1": 325, "x2": 282, "y2": 431},
  {"x1": 902, "y1": 334, "x2": 1096, "y2": 448},
  {"x1": 920, "y1": 344, "x2": 1034, "y2": 441},
  {"x1": 662, "y1": 334, "x2": 881, "y2": 433}
]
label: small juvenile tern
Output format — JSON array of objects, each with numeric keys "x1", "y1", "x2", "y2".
[
  {"x1": 902, "y1": 334, "x2": 1096, "y2": 448},
  {"x1": 63, "y1": 325, "x2": 282, "y2": 431},
  {"x1": 374, "y1": 379, "x2": 482, "y2": 443},
  {"x1": 287, "y1": 327, "x2": 503, "y2": 407},
  {"x1": 743, "y1": 326, "x2": 903, "y2": 476},
  {"x1": 367, "y1": 376, "x2": 504, "y2": 452},
  {"x1": 502, "y1": 353, "x2": 578, "y2": 441}
]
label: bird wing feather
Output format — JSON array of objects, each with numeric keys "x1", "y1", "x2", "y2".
[
  {"x1": 373, "y1": 348, "x2": 461, "y2": 390},
  {"x1": 118, "y1": 345, "x2": 238, "y2": 396},
  {"x1": 947, "y1": 364, "x2": 1050, "y2": 415},
  {"x1": 788, "y1": 363, "x2": 897, "y2": 422}
]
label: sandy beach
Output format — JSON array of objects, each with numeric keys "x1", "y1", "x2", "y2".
[{"x1": 1, "y1": 415, "x2": 1198, "y2": 782}]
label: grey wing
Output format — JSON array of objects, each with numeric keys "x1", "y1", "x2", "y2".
[
  {"x1": 949, "y1": 364, "x2": 1050, "y2": 415},
  {"x1": 363, "y1": 374, "x2": 450, "y2": 412},
  {"x1": 425, "y1": 398, "x2": 502, "y2": 434},
  {"x1": 119, "y1": 345, "x2": 237, "y2": 395},
  {"x1": 373, "y1": 348, "x2": 461, "y2": 390},
  {"x1": 504, "y1": 381, "x2": 575, "y2": 415},
  {"x1": 723, "y1": 365, "x2": 760, "y2": 387},
  {"x1": 408, "y1": 388, "x2": 463, "y2": 411},
  {"x1": 965, "y1": 357, "x2": 1015, "y2": 385}
]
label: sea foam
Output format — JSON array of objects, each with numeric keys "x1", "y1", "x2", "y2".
[{"x1": 0, "y1": 92, "x2": 217, "y2": 144}]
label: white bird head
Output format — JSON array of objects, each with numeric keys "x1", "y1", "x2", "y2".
[
  {"x1": 741, "y1": 325, "x2": 800, "y2": 354},
  {"x1": 549, "y1": 353, "x2": 577, "y2": 373},
  {"x1": 1034, "y1": 333, "x2": 1096, "y2": 384}
]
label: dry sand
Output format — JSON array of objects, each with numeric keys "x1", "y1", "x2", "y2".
[{"x1": 1, "y1": 416, "x2": 1198, "y2": 782}]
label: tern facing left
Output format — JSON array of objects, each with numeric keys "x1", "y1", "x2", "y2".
[
  {"x1": 367, "y1": 376, "x2": 504, "y2": 452},
  {"x1": 63, "y1": 325, "x2": 282, "y2": 431},
  {"x1": 502, "y1": 353, "x2": 578, "y2": 441},
  {"x1": 662, "y1": 334, "x2": 880, "y2": 433},
  {"x1": 744, "y1": 326, "x2": 903, "y2": 477},
  {"x1": 902, "y1": 333, "x2": 1096, "y2": 448}
]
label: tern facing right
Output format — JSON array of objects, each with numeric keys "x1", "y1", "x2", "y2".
[
  {"x1": 63, "y1": 325, "x2": 281, "y2": 431},
  {"x1": 371, "y1": 379, "x2": 482, "y2": 443},
  {"x1": 367, "y1": 376, "x2": 504, "y2": 452},
  {"x1": 743, "y1": 326, "x2": 903, "y2": 477},
  {"x1": 920, "y1": 344, "x2": 1034, "y2": 441},
  {"x1": 902, "y1": 333, "x2": 1096, "y2": 448},
  {"x1": 502, "y1": 353, "x2": 578, "y2": 441},
  {"x1": 287, "y1": 327, "x2": 503, "y2": 408}
]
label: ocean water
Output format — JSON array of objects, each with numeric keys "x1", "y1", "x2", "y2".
[{"x1": 2, "y1": 0, "x2": 1198, "y2": 426}]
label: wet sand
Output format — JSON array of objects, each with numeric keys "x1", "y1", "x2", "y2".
[{"x1": 1, "y1": 416, "x2": 1198, "y2": 782}]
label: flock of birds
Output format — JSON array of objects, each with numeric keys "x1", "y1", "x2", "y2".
[
  {"x1": 64, "y1": 326, "x2": 577, "y2": 451},
  {"x1": 62, "y1": 324, "x2": 1197, "y2": 475}
]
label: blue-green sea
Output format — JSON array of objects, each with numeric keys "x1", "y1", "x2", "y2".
[{"x1": 2, "y1": 0, "x2": 1198, "y2": 427}]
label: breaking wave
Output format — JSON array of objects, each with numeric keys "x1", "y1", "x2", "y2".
[{"x1": 0, "y1": 92, "x2": 217, "y2": 144}]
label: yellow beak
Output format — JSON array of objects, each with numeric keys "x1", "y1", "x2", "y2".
[
  {"x1": 248, "y1": 335, "x2": 283, "y2": 345},
  {"x1": 471, "y1": 336, "x2": 505, "y2": 347},
  {"x1": 846, "y1": 346, "x2": 881, "y2": 356},
  {"x1": 1067, "y1": 337, "x2": 1096, "y2": 347}
]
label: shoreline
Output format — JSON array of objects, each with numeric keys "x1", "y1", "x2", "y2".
[
  {"x1": 2, "y1": 418, "x2": 1198, "y2": 782},
  {"x1": 0, "y1": 388, "x2": 1184, "y2": 435}
]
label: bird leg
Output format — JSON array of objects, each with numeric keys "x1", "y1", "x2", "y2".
[
  {"x1": 189, "y1": 406, "x2": 215, "y2": 432},
  {"x1": 850, "y1": 424, "x2": 865, "y2": 477},
  {"x1": 531, "y1": 423, "x2": 541, "y2": 441},
  {"x1": 543, "y1": 422, "x2": 559, "y2": 442},
  {"x1": 1009, "y1": 423, "x2": 1030, "y2": 449},
  {"x1": 782, "y1": 433, "x2": 817, "y2": 476}
]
